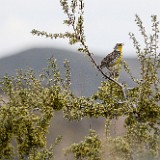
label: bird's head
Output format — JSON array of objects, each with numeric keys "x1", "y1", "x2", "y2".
[{"x1": 114, "y1": 43, "x2": 124, "y2": 52}]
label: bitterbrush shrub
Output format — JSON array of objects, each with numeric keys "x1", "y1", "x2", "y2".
[{"x1": 0, "y1": 0, "x2": 159, "y2": 160}]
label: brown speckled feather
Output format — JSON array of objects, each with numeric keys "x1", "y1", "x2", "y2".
[{"x1": 100, "y1": 50, "x2": 121, "y2": 69}]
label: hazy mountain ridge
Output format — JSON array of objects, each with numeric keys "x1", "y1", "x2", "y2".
[{"x1": 0, "y1": 47, "x2": 140, "y2": 96}]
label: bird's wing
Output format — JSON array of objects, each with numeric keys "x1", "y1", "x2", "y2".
[{"x1": 100, "y1": 50, "x2": 121, "y2": 69}]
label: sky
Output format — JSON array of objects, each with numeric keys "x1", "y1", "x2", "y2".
[{"x1": 0, "y1": 0, "x2": 160, "y2": 58}]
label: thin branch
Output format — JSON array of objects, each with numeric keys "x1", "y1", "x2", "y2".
[{"x1": 31, "y1": 0, "x2": 127, "y2": 99}]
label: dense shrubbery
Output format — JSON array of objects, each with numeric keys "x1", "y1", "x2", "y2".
[{"x1": 0, "y1": 0, "x2": 159, "y2": 159}]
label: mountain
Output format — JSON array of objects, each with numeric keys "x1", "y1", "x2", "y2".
[{"x1": 0, "y1": 47, "x2": 140, "y2": 96}]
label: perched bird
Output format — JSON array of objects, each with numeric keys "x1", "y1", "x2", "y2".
[{"x1": 99, "y1": 43, "x2": 123, "y2": 77}]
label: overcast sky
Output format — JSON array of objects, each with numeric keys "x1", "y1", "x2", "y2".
[{"x1": 1, "y1": 0, "x2": 160, "y2": 58}]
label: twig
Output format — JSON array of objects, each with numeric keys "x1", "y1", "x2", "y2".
[
  {"x1": 82, "y1": 44, "x2": 127, "y2": 99},
  {"x1": 31, "y1": 0, "x2": 127, "y2": 99},
  {"x1": 71, "y1": 1, "x2": 127, "y2": 99}
]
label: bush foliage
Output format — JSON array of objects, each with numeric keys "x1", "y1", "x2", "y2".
[{"x1": 0, "y1": 0, "x2": 160, "y2": 159}]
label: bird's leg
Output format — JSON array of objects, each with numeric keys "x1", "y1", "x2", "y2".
[
  {"x1": 112, "y1": 65, "x2": 121, "y2": 80},
  {"x1": 107, "y1": 67, "x2": 114, "y2": 78},
  {"x1": 107, "y1": 67, "x2": 119, "y2": 79}
]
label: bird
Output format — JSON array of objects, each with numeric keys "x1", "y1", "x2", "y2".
[{"x1": 99, "y1": 43, "x2": 123, "y2": 77}]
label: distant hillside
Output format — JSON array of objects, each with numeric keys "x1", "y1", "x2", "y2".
[{"x1": 0, "y1": 47, "x2": 140, "y2": 96}]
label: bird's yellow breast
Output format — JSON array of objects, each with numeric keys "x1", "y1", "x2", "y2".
[
  {"x1": 113, "y1": 46, "x2": 122, "y2": 65},
  {"x1": 114, "y1": 46, "x2": 123, "y2": 65},
  {"x1": 114, "y1": 54, "x2": 122, "y2": 65}
]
